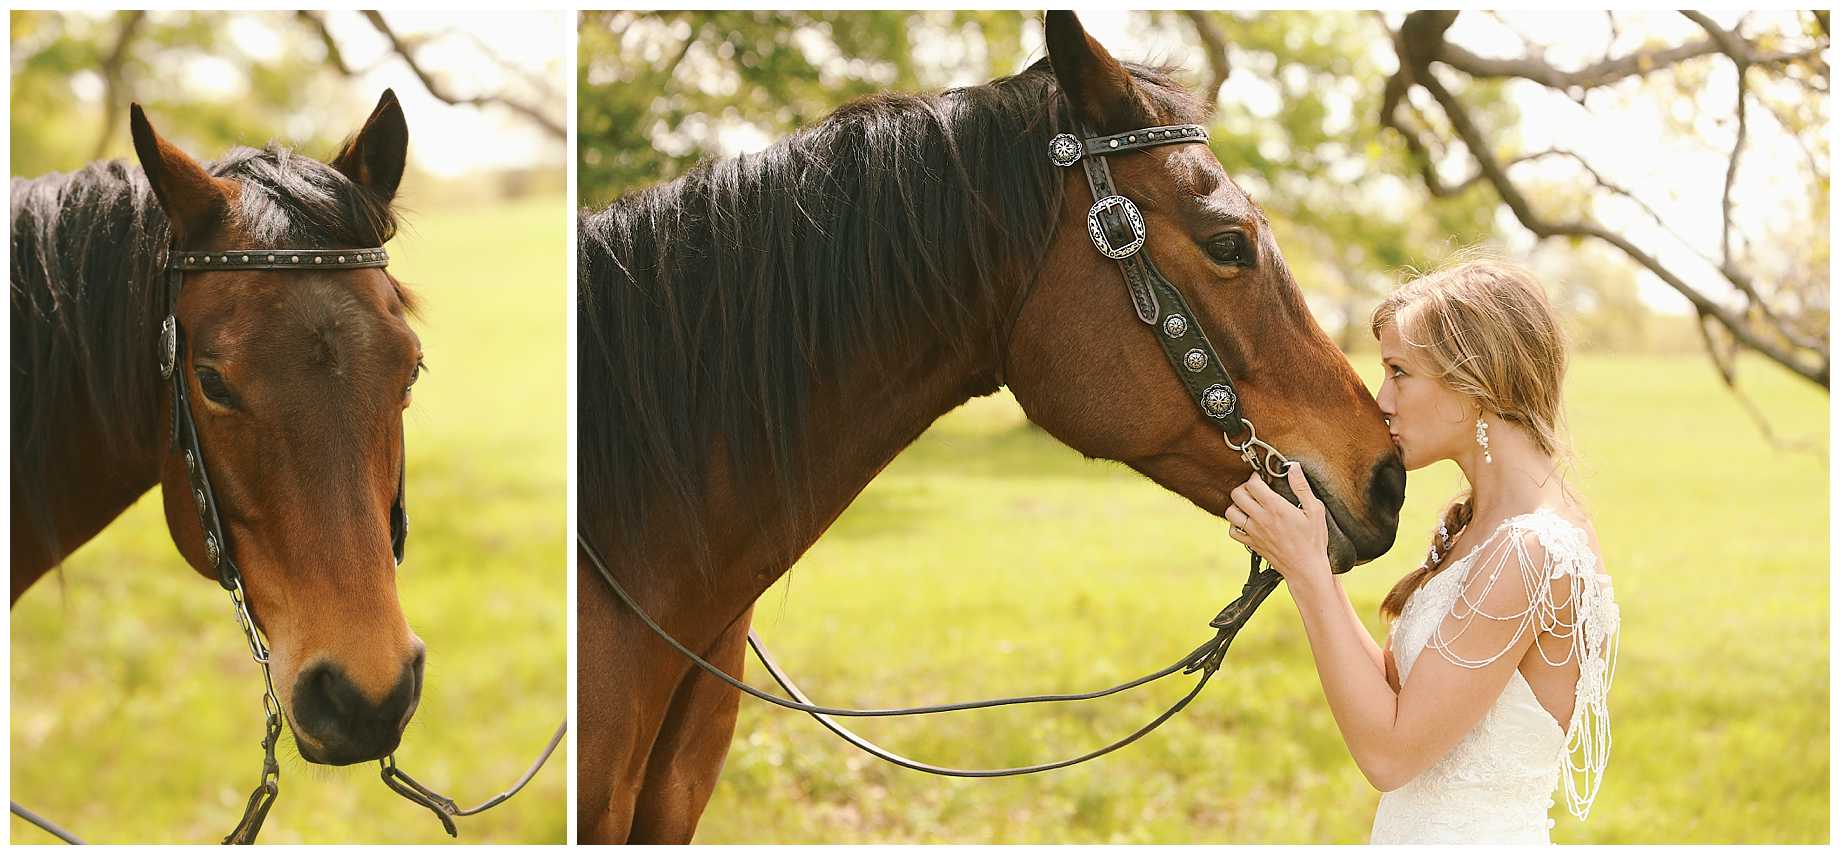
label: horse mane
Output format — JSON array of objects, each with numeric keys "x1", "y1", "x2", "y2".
[
  {"x1": 10, "y1": 144, "x2": 399, "y2": 562},
  {"x1": 577, "y1": 58, "x2": 1205, "y2": 576}
]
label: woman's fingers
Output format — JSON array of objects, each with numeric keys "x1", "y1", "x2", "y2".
[
  {"x1": 1285, "y1": 465, "x2": 1325, "y2": 517},
  {"x1": 1226, "y1": 502, "x2": 1261, "y2": 547},
  {"x1": 1230, "y1": 480, "x2": 1263, "y2": 521},
  {"x1": 1245, "y1": 473, "x2": 1292, "y2": 514}
]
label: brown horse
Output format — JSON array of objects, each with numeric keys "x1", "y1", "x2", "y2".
[
  {"x1": 11, "y1": 92, "x2": 427, "y2": 767},
  {"x1": 576, "y1": 13, "x2": 1406, "y2": 842}
]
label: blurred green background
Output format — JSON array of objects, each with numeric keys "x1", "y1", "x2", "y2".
[
  {"x1": 579, "y1": 11, "x2": 1829, "y2": 843},
  {"x1": 12, "y1": 11, "x2": 567, "y2": 844}
]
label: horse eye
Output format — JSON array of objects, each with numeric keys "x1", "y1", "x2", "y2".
[
  {"x1": 1206, "y1": 232, "x2": 1249, "y2": 267},
  {"x1": 196, "y1": 367, "x2": 235, "y2": 405},
  {"x1": 405, "y1": 359, "x2": 427, "y2": 396}
]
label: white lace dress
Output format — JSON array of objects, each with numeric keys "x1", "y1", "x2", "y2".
[{"x1": 1369, "y1": 507, "x2": 1620, "y2": 844}]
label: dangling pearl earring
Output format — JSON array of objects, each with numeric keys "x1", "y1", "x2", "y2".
[{"x1": 1475, "y1": 416, "x2": 1492, "y2": 464}]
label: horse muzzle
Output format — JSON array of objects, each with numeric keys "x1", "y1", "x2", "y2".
[{"x1": 290, "y1": 648, "x2": 424, "y2": 766}]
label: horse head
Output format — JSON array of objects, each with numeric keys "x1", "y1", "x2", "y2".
[
  {"x1": 1005, "y1": 12, "x2": 1404, "y2": 573},
  {"x1": 132, "y1": 91, "x2": 425, "y2": 765}
]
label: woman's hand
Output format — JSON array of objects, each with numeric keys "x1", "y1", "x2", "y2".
[{"x1": 1226, "y1": 465, "x2": 1334, "y2": 588}]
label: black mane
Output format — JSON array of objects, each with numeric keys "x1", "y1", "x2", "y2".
[
  {"x1": 10, "y1": 144, "x2": 398, "y2": 561},
  {"x1": 577, "y1": 59, "x2": 1205, "y2": 573}
]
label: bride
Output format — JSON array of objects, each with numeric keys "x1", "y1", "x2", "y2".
[{"x1": 1225, "y1": 259, "x2": 1620, "y2": 843}]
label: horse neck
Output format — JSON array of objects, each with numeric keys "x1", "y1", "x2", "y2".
[
  {"x1": 589, "y1": 103, "x2": 1061, "y2": 640},
  {"x1": 631, "y1": 318, "x2": 1006, "y2": 643},
  {"x1": 10, "y1": 417, "x2": 164, "y2": 601},
  {"x1": 10, "y1": 167, "x2": 169, "y2": 593}
]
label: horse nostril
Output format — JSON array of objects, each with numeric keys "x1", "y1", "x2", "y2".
[
  {"x1": 294, "y1": 662, "x2": 364, "y2": 739},
  {"x1": 1369, "y1": 453, "x2": 1407, "y2": 519},
  {"x1": 320, "y1": 666, "x2": 353, "y2": 716}
]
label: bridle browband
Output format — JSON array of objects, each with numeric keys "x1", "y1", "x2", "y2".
[
  {"x1": 580, "y1": 115, "x2": 1307, "y2": 778},
  {"x1": 12, "y1": 240, "x2": 562, "y2": 844}
]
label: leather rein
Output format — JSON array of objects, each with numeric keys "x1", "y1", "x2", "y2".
[
  {"x1": 11, "y1": 242, "x2": 562, "y2": 844},
  {"x1": 581, "y1": 118, "x2": 1302, "y2": 777}
]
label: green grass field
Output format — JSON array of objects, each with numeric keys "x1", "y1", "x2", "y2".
[
  {"x1": 692, "y1": 352, "x2": 1829, "y2": 843},
  {"x1": 10, "y1": 193, "x2": 568, "y2": 844}
]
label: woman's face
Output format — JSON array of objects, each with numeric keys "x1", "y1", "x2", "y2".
[{"x1": 1375, "y1": 320, "x2": 1477, "y2": 471}]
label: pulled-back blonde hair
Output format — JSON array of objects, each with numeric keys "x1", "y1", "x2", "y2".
[{"x1": 1371, "y1": 254, "x2": 1576, "y2": 621}]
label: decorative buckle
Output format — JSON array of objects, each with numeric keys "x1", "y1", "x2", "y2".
[
  {"x1": 1087, "y1": 195, "x2": 1145, "y2": 259},
  {"x1": 1048, "y1": 133, "x2": 1083, "y2": 167},
  {"x1": 1201, "y1": 383, "x2": 1237, "y2": 419},
  {"x1": 159, "y1": 315, "x2": 178, "y2": 378}
]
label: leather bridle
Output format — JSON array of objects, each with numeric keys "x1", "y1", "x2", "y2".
[
  {"x1": 581, "y1": 115, "x2": 1303, "y2": 777},
  {"x1": 1053, "y1": 121, "x2": 1295, "y2": 476},
  {"x1": 162, "y1": 243, "x2": 402, "y2": 843},
  {"x1": 11, "y1": 240, "x2": 562, "y2": 844},
  {"x1": 159, "y1": 245, "x2": 409, "y2": 593}
]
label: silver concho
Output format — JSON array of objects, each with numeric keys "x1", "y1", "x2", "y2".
[
  {"x1": 159, "y1": 315, "x2": 178, "y2": 378},
  {"x1": 193, "y1": 487, "x2": 208, "y2": 515},
  {"x1": 1201, "y1": 383, "x2": 1237, "y2": 419},
  {"x1": 204, "y1": 531, "x2": 221, "y2": 568},
  {"x1": 1086, "y1": 195, "x2": 1146, "y2": 259},
  {"x1": 1048, "y1": 133, "x2": 1083, "y2": 167},
  {"x1": 1163, "y1": 314, "x2": 1189, "y2": 338},
  {"x1": 1183, "y1": 348, "x2": 1209, "y2": 372},
  {"x1": 184, "y1": 449, "x2": 197, "y2": 476}
]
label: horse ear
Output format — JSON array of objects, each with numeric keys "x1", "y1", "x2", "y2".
[
  {"x1": 1044, "y1": 11, "x2": 1147, "y2": 133},
  {"x1": 331, "y1": 89, "x2": 408, "y2": 202},
  {"x1": 129, "y1": 103, "x2": 233, "y2": 243}
]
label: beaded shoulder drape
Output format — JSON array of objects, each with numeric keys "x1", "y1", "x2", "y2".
[{"x1": 1370, "y1": 507, "x2": 1620, "y2": 844}]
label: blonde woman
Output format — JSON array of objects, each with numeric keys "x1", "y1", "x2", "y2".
[{"x1": 1225, "y1": 259, "x2": 1620, "y2": 843}]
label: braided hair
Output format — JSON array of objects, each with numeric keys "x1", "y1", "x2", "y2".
[{"x1": 1381, "y1": 493, "x2": 1475, "y2": 621}]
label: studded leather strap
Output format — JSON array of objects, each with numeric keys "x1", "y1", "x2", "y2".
[
  {"x1": 1084, "y1": 123, "x2": 1209, "y2": 155},
  {"x1": 1053, "y1": 124, "x2": 1245, "y2": 428},
  {"x1": 169, "y1": 247, "x2": 389, "y2": 271},
  {"x1": 170, "y1": 346, "x2": 241, "y2": 589}
]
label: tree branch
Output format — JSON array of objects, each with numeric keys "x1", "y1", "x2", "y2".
[
  {"x1": 1379, "y1": 11, "x2": 1462, "y2": 195},
  {"x1": 457, "y1": 29, "x2": 565, "y2": 105},
  {"x1": 1751, "y1": 90, "x2": 1826, "y2": 181},
  {"x1": 1677, "y1": 12, "x2": 1825, "y2": 352},
  {"x1": 91, "y1": 10, "x2": 148, "y2": 161},
  {"x1": 1182, "y1": 11, "x2": 1231, "y2": 108},
  {"x1": 1434, "y1": 24, "x2": 1825, "y2": 93},
  {"x1": 1681, "y1": 12, "x2": 1756, "y2": 269},
  {"x1": 1695, "y1": 311, "x2": 1822, "y2": 454},
  {"x1": 660, "y1": 20, "x2": 702, "y2": 92},
  {"x1": 296, "y1": 11, "x2": 354, "y2": 75},
  {"x1": 359, "y1": 11, "x2": 564, "y2": 140},
  {"x1": 1481, "y1": 146, "x2": 1818, "y2": 357},
  {"x1": 1404, "y1": 60, "x2": 1828, "y2": 387},
  {"x1": 1602, "y1": 12, "x2": 1621, "y2": 68}
]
